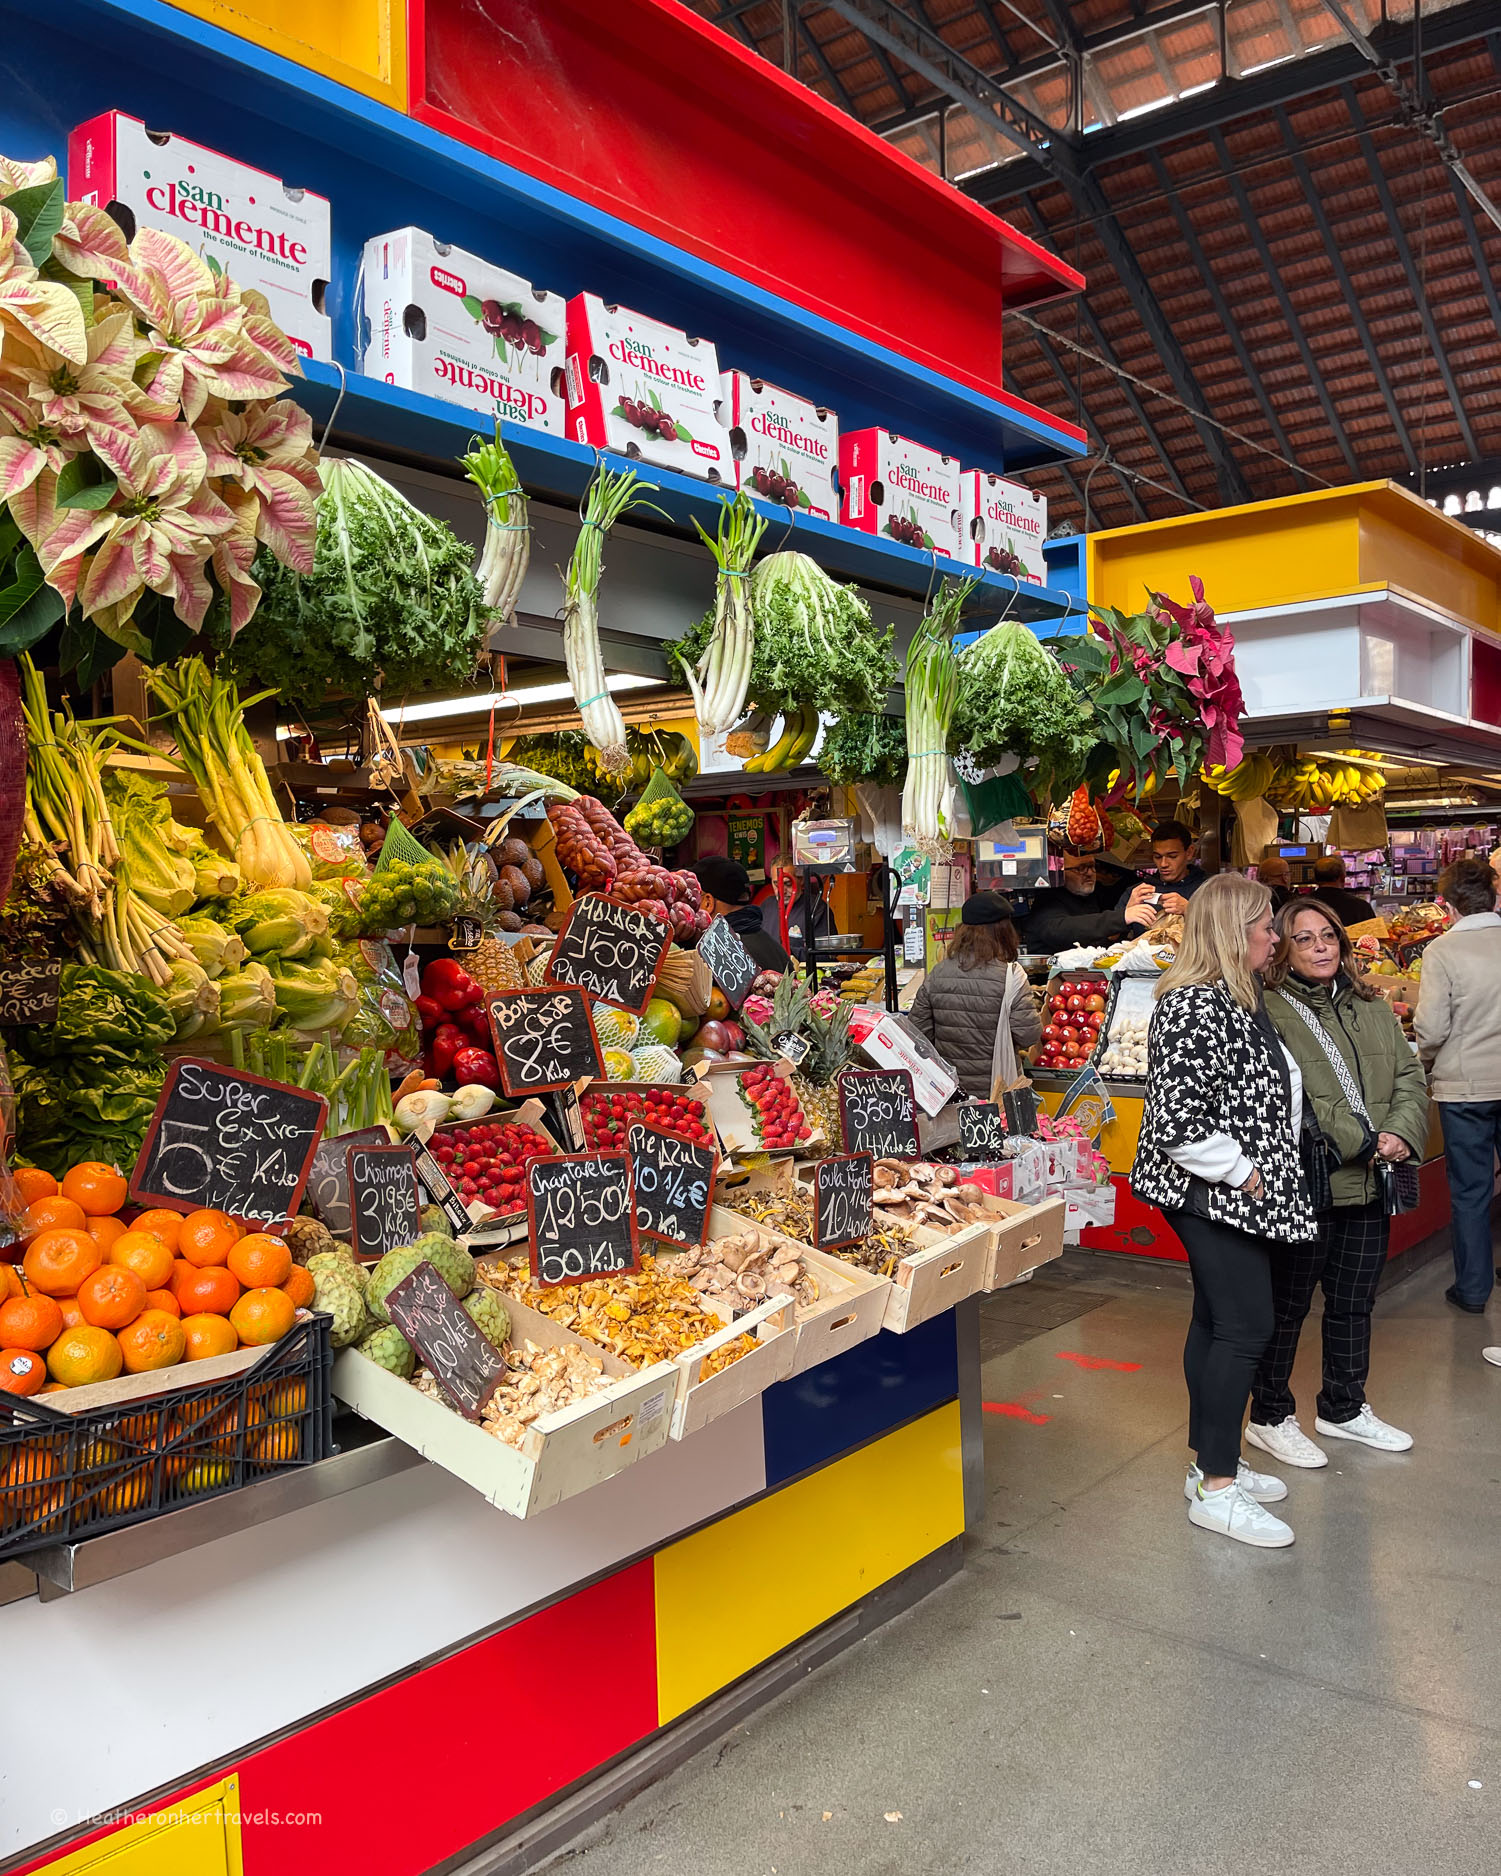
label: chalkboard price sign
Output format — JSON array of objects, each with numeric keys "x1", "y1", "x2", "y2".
[
  {"x1": 697, "y1": 916, "x2": 757, "y2": 1011},
  {"x1": 383, "y1": 1262, "x2": 507, "y2": 1421},
  {"x1": 545, "y1": 893, "x2": 671, "y2": 1013},
  {"x1": 958, "y1": 1102, "x2": 1008, "y2": 1160},
  {"x1": 130, "y1": 1060, "x2": 326, "y2": 1226},
  {"x1": 838, "y1": 1069, "x2": 919, "y2": 1160},
  {"x1": 486, "y1": 985, "x2": 604, "y2": 1095},
  {"x1": 626, "y1": 1122, "x2": 718, "y2": 1250},
  {"x1": 526, "y1": 1151, "x2": 639, "y2": 1288},
  {"x1": 306, "y1": 1125, "x2": 389, "y2": 1237},
  {"x1": 347, "y1": 1143, "x2": 424, "y2": 1262},
  {"x1": 813, "y1": 1152, "x2": 874, "y2": 1251},
  {"x1": 0, "y1": 954, "x2": 61, "y2": 1026}
]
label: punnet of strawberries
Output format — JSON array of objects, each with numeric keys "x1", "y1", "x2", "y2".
[
  {"x1": 736, "y1": 1066, "x2": 811, "y2": 1150},
  {"x1": 429, "y1": 1119, "x2": 554, "y2": 1216},
  {"x1": 581, "y1": 1086, "x2": 714, "y2": 1150}
]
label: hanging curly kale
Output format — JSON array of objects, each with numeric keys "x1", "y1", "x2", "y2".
[
  {"x1": 951, "y1": 622, "x2": 1098, "y2": 800},
  {"x1": 818, "y1": 713, "x2": 907, "y2": 786}
]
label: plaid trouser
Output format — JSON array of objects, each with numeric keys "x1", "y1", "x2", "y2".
[{"x1": 1250, "y1": 1201, "x2": 1390, "y2": 1427}]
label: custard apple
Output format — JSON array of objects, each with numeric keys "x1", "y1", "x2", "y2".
[
  {"x1": 364, "y1": 1245, "x2": 425, "y2": 1323},
  {"x1": 629, "y1": 1043, "x2": 682, "y2": 1083},
  {"x1": 356, "y1": 1323, "x2": 415, "y2": 1378},
  {"x1": 409, "y1": 1231, "x2": 475, "y2": 1299},
  {"x1": 366, "y1": 1236, "x2": 475, "y2": 1321},
  {"x1": 310, "y1": 1267, "x2": 369, "y2": 1348},
  {"x1": 462, "y1": 1288, "x2": 512, "y2": 1352},
  {"x1": 420, "y1": 1204, "x2": 453, "y2": 1239},
  {"x1": 307, "y1": 1248, "x2": 366, "y2": 1293}
]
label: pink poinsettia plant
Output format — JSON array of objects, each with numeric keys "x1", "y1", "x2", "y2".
[
  {"x1": 1151, "y1": 574, "x2": 1245, "y2": 772},
  {"x1": 0, "y1": 149, "x2": 318, "y2": 677}
]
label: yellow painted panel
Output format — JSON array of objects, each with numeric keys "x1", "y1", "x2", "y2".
[
  {"x1": 654, "y1": 1402, "x2": 964, "y2": 1722},
  {"x1": 163, "y1": 0, "x2": 405, "y2": 107},
  {"x1": 1039, "y1": 1087, "x2": 1142, "y2": 1174},
  {"x1": 30, "y1": 1779, "x2": 242, "y2": 1876},
  {"x1": 1358, "y1": 487, "x2": 1501, "y2": 637}
]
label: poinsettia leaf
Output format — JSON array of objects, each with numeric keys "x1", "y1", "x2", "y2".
[
  {"x1": 0, "y1": 550, "x2": 63, "y2": 649},
  {"x1": 7, "y1": 178, "x2": 65, "y2": 266},
  {"x1": 57, "y1": 610, "x2": 119, "y2": 688},
  {"x1": 55, "y1": 457, "x2": 119, "y2": 511}
]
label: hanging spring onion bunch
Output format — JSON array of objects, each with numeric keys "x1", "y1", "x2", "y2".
[
  {"x1": 463, "y1": 424, "x2": 531, "y2": 628},
  {"x1": 563, "y1": 465, "x2": 665, "y2": 777},
  {"x1": 685, "y1": 492, "x2": 767, "y2": 737},
  {"x1": 902, "y1": 579, "x2": 975, "y2": 850}
]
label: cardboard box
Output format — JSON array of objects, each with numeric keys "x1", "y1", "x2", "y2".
[
  {"x1": 565, "y1": 294, "x2": 729, "y2": 482},
  {"x1": 356, "y1": 226, "x2": 566, "y2": 432},
  {"x1": 333, "y1": 1294, "x2": 675, "y2": 1518},
  {"x1": 846, "y1": 1007, "x2": 959, "y2": 1116},
  {"x1": 718, "y1": 371, "x2": 838, "y2": 518},
  {"x1": 68, "y1": 111, "x2": 331, "y2": 362},
  {"x1": 693, "y1": 1060, "x2": 822, "y2": 1158},
  {"x1": 838, "y1": 428, "x2": 962, "y2": 555},
  {"x1": 963, "y1": 471, "x2": 1047, "y2": 581}
]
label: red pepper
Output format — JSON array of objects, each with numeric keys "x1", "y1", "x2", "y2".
[
  {"x1": 430, "y1": 1022, "x2": 466, "y2": 1076},
  {"x1": 414, "y1": 994, "x2": 444, "y2": 1030},
  {"x1": 457, "y1": 1001, "x2": 491, "y2": 1040},
  {"x1": 452, "y1": 1046, "x2": 501, "y2": 1088},
  {"x1": 422, "y1": 957, "x2": 471, "y2": 997}
]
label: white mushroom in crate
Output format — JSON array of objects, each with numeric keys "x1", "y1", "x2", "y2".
[
  {"x1": 672, "y1": 1230, "x2": 819, "y2": 1308},
  {"x1": 871, "y1": 1160, "x2": 996, "y2": 1230}
]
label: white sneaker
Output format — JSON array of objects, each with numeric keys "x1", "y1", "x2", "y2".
[
  {"x1": 1315, "y1": 1405, "x2": 1413, "y2": 1452},
  {"x1": 1246, "y1": 1416, "x2": 1329, "y2": 1469},
  {"x1": 1185, "y1": 1461, "x2": 1288, "y2": 1504},
  {"x1": 1187, "y1": 1481, "x2": 1295, "y2": 1549},
  {"x1": 1483, "y1": 1348, "x2": 1501, "y2": 1368}
]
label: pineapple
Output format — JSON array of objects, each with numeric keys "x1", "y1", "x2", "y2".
[
  {"x1": 441, "y1": 840, "x2": 526, "y2": 995},
  {"x1": 740, "y1": 973, "x2": 855, "y2": 1156}
]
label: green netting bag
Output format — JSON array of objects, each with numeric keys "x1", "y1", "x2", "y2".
[
  {"x1": 374, "y1": 816, "x2": 435, "y2": 873},
  {"x1": 961, "y1": 770, "x2": 1034, "y2": 838},
  {"x1": 624, "y1": 767, "x2": 694, "y2": 847}
]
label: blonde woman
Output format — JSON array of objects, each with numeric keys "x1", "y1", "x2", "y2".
[{"x1": 1132, "y1": 874, "x2": 1317, "y2": 1548}]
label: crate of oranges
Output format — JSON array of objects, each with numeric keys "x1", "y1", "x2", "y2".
[{"x1": 0, "y1": 1162, "x2": 334, "y2": 1560}]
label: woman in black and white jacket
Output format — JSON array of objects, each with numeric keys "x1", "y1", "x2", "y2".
[{"x1": 1132, "y1": 873, "x2": 1317, "y2": 1549}]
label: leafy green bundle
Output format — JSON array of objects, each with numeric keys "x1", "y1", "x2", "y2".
[
  {"x1": 230, "y1": 460, "x2": 489, "y2": 707},
  {"x1": 816, "y1": 713, "x2": 908, "y2": 787},
  {"x1": 951, "y1": 623, "x2": 1097, "y2": 802}
]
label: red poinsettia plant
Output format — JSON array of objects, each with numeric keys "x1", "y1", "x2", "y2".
[{"x1": 1151, "y1": 574, "x2": 1245, "y2": 772}]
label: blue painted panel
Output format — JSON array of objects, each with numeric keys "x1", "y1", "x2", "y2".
[
  {"x1": 0, "y1": 0, "x2": 1083, "y2": 473},
  {"x1": 760, "y1": 1315, "x2": 959, "y2": 1490},
  {"x1": 1042, "y1": 535, "x2": 1087, "y2": 605}
]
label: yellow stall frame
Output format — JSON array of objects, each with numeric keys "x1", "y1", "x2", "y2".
[{"x1": 164, "y1": 0, "x2": 406, "y2": 108}]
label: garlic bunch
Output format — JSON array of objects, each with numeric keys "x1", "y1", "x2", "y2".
[{"x1": 1098, "y1": 1012, "x2": 1151, "y2": 1078}]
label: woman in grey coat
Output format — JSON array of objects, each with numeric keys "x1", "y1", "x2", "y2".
[{"x1": 908, "y1": 893, "x2": 1041, "y2": 1098}]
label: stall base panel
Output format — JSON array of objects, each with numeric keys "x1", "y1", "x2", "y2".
[
  {"x1": 17, "y1": 1779, "x2": 243, "y2": 1876},
  {"x1": 654, "y1": 1400, "x2": 964, "y2": 1724}
]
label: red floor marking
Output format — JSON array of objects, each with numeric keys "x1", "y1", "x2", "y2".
[
  {"x1": 983, "y1": 1401, "x2": 1051, "y2": 1424},
  {"x1": 1055, "y1": 1351, "x2": 1142, "y2": 1372}
]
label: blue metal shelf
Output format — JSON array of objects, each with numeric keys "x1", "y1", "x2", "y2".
[
  {"x1": 0, "y1": 0, "x2": 1084, "y2": 475},
  {"x1": 297, "y1": 361, "x2": 1085, "y2": 628}
]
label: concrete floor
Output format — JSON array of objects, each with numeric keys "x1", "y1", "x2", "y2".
[{"x1": 549, "y1": 1247, "x2": 1501, "y2": 1876}]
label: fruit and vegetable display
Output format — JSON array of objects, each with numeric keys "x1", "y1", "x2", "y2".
[
  {"x1": 479, "y1": 1255, "x2": 758, "y2": 1376},
  {"x1": 580, "y1": 1086, "x2": 715, "y2": 1150},
  {"x1": 1032, "y1": 974, "x2": 1109, "y2": 1075},
  {"x1": 425, "y1": 1118, "x2": 557, "y2": 1220},
  {"x1": 869, "y1": 1160, "x2": 999, "y2": 1230},
  {"x1": 1096, "y1": 1011, "x2": 1151, "y2": 1078}
]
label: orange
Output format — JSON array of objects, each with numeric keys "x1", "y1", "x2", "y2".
[
  {"x1": 144, "y1": 1288, "x2": 180, "y2": 1319},
  {"x1": 227, "y1": 1233, "x2": 292, "y2": 1290},
  {"x1": 251, "y1": 1375, "x2": 307, "y2": 1419},
  {"x1": 86, "y1": 1213, "x2": 127, "y2": 1252},
  {"x1": 37, "y1": 1380, "x2": 68, "y2": 1393},
  {"x1": 0, "y1": 1265, "x2": 20, "y2": 1303},
  {"x1": 56, "y1": 1297, "x2": 84, "y2": 1330},
  {"x1": 229, "y1": 1288, "x2": 294, "y2": 1347},
  {"x1": 180, "y1": 1313, "x2": 239, "y2": 1360},
  {"x1": 178, "y1": 1210, "x2": 239, "y2": 1268},
  {"x1": 250, "y1": 1422, "x2": 302, "y2": 1463},
  {"x1": 20, "y1": 1194, "x2": 87, "y2": 1241},
  {"x1": 280, "y1": 1265, "x2": 315, "y2": 1309},
  {"x1": 167, "y1": 1257, "x2": 195, "y2": 1296},
  {"x1": 174, "y1": 1457, "x2": 235, "y2": 1495},
  {"x1": 11, "y1": 1167, "x2": 58, "y2": 1206},
  {"x1": 130, "y1": 1208, "x2": 183, "y2": 1252},
  {"x1": 107, "y1": 1231, "x2": 174, "y2": 1290},
  {"x1": 0, "y1": 1348, "x2": 46, "y2": 1394},
  {"x1": 23, "y1": 1229, "x2": 102, "y2": 1297},
  {"x1": 76, "y1": 1265, "x2": 147, "y2": 1331},
  {"x1": 45, "y1": 1324, "x2": 123, "y2": 1387},
  {"x1": 175, "y1": 1266, "x2": 240, "y2": 1317},
  {"x1": 85, "y1": 1464, "x2": 153, "y2": 1516},
  {"x1": 61, "y1": 1161, "x2": 128, "y2": 1217},
  {"x1": 118, "y1": 1310, "x2": 186, "y2": 1373},
  {"x1": 0, "y1": 1292, "x2": 63, "y2": 1351}
]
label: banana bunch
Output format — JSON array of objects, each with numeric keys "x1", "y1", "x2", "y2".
[
  {"x1": 1201, "y1": 750, "x2": 1277, "y2": 801},
  {"x1": 743, "y1": 704, "x2": 819, "y2": 773},
  {"x1": 1265, "y1": 755, "x2": 1386, "y2": 811}
]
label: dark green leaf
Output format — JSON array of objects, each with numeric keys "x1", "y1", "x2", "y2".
[
  {"x1": 55, "y1": 456, "x2": 119, "y2": 511},
  {"x1": 6, "y1": 178, "x2": 65, "y2": 266},
  {"x1": 0, "y1": 544, "x2": 50, "y2": 626},
  {"x1": 491, "y1": 334, "x2": 508, "y2": 366},
  {"x1": 461, "y1": 295, "x2": 483, "y2": 320},
  {"x1": 0, "y1": 572, "x2": 63, "y2": 653},
  {"x1": 58, "y1": 613, "x2": 120, "y2": 690}
]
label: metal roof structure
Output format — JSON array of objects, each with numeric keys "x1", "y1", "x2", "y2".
[{"x1": 689, "y1": 0, "x2": 1501, "y2": 533}]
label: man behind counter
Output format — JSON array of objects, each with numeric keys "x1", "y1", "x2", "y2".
[
  {"x1": 1023, "y1": 847, "x2": 1159, "y2": 954},
  {"x1": 1147, "y1": 820, "x2": 1207, "y2": 915}
]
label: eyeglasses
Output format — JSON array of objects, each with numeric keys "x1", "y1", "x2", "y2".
[{"x1": 1291, "y1": 930, "x2": 1337, "y2": 947}]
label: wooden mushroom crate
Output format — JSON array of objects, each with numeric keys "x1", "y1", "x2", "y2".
[
  {"x1": 331, "y1": 1296, "x2": 676, "y2": 1518},
  {"x1": 974, "y1": 1193, "x2": 1067, "y2": 1291},
  {"x1": 668, "y1": 1291, "x2": 797, "y2": 1441}
]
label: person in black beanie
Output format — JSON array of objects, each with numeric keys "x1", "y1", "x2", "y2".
[
  {"x1": 692, "y1": 856, "x2": 791, "y2": 974},
  {"x1": 908, "y1": 892, "x2": 1041, "y2": 1097}
]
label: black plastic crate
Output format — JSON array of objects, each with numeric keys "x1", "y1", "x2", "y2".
[{"x1": 0, "y1": 1313, "x2": 333, "y2": 1562}]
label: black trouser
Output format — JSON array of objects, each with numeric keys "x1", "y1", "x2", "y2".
[
  {"x1": 1250, "y1": 1200, "x2": 1388, "y2": 1427},
  {"x1": 1169, "y1": 1210, "x2": 1277, "y2": 1479}
]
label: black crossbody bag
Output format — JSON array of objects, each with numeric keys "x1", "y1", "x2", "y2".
[{"x1": 1282, "y1": 999, "x2": 1419, "y2": 1216}]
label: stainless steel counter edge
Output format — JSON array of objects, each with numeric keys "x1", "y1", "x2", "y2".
[{"x1": 25, "y1": 1423, "x2": 422, "y2": 1600}]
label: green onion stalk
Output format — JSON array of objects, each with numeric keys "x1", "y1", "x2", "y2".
[
  {"x1": 564, "y1": 466, "x2": 665, "y2": 777},
  {"x1": 462, "y1": 424, "x2": 530, "y2": 628},
  {"x1": 686, "y1": 492, "x2": 767, "y2": 737},
  {"x1": 902, "y1": 580, "x2": 975, "y2": 851},
  {"x1": 144, "y1": 657, "x2": 312, "y2": 891}
]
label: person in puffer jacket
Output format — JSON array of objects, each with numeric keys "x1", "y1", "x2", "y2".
[{"x1": 907, "y1": 893, "x2": 1040, "y2": 1098}]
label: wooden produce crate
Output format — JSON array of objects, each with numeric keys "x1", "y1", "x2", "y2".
[
  {"x1": 668, "y1": 1291, "x2": 796, "y2": 1442},
  {"x1": 696, "y1": 1205, "x2": 892, "y2": 1378},
  {"x1": 976, "y1": 1194, "x2": 1066, "y2": 1291},
  {"x1": 331, "y1": 1297, "x2": 675, "y2": 1518}
]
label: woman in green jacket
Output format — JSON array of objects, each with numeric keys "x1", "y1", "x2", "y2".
[{"x1": 1246, "y1": 899, "x2": 1429, "y2": 1468}]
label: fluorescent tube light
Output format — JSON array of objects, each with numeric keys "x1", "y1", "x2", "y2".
[{"x1": 276, "y1": 671, "x2": 660, "y2": 738}]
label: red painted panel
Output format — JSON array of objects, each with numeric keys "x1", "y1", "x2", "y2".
[
  {"x1": 236, "y1": 1561, "x2": 658, "y2": 1876},
  {"x1": 410, "y1": 0, "x2": 1084, "y2": 408},
  {"x1": 1472, "y1": 636, "x2": 1501, "y2": 728}
]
